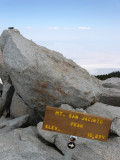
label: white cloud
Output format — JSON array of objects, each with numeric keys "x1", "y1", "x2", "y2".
[
  {"x1": 48, "y1": 27, "x2": 59, "y2": 30},
  {"x1": 48, "y1": 27, "x2": 70, "y2": 30},
  {"x1": 62, "y1": 27, "x2": 70, "y2": 30},
  {"x1": 47, "y1": 26, "x2": 91, "y2": 31},
  {"x1": 25, "y1": 26, "x2": 32, "y2": 30},
  {"x1": 78, "y1": 26, "x2": 90, "y2": 30}
]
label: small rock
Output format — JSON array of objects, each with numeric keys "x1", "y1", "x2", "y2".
[
  {"x1": 60, "y1": 103, "x2": 87, "y2": 113},
  {"x1": 60, "y1": 104, "x2": 75, "y2": 110},
  {"x1": 76, "y1": 108, "x2": 87, "y2": 113}
]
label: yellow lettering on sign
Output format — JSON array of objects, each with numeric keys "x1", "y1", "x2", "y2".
[
  {"x1": 69, "y1": 114, "x2": 78, "y2": 119},
  {"x1": 55, "y1": 111, "x2": 65, "y2": 117},
  {"x1": 88, "y1": 117, "x2": 91, "y2": 121},
  {"x1": 42, "y1": 106, "x2": 112, "y2": 142},
  {"x1": 82, "y1": 117, "x2": 103, "y2": 124},
  {"x1": 100, "y1": 120, "x2": 103, "y2": 124},
  {"x1": 55, "y1": 111, "x2": 59, "y2": 115},
  {"x1": 91, "y1": 119, "x2": 97, "y2": 123},
  {"x1": 45, "y1": 124, "x2": 60, "y2": 131},
  {"x1": 88, "y1": 133, "x2": 105, "y2": 140},
  {"x1": 71, "y1": 122, "x2": 83, "y2": 128}
]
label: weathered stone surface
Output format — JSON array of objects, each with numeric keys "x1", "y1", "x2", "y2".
[
  {"x1": 37, "y1": 122, "x2": 120, "y2": 160},
  {"x1": 37, "y1": 122, "x2": 59, "y2": 144},
  {"x1": 10, "y1": 92, "x2": 41, "y2": 125},
  {"x1": 0, "y1": 81, "x2": 12, "y2": 117},
  {"x1": 0, "y1": 49, "x2": 8, "y2": 83},
  {"x1": 10, "y1": 92, "x2": 29, "y2": 117},
  {"x1": 60, "y1": 103, "x2": 87, "y2": 113},
  {"x1": 73, "y1": 136, "x2": 120, "y2": 160},
  {"x1": 111, "y1": 117, "x2": 120, "y2": 136},
  {"x1": 0, "y1": 115, "x2": 29, "y2": 131},
  {"x1": 60, "y1": 103, "x2": 75, "y2": 110},
  {"x1": 0, "y1": 125, "x2": 63, "y2": 160},
  {"x1": 86, "y1": 102, "x2": 120, "y2": 136},
  {"x1": 99, "y1": 88, "x2": 120, "y2": 107},
  {"x1": 0, "y1": 99, "x2": 5, "y2": 116},
  {"x1": 1, "y1": 80, "x2": 11, "y2": 101},
  {"x1": 102, "y1": 78, "x2": 120, "y2": 90},
  {"x1": 76, "y1": 108, "x2": 87, "y2": 113},
  {"x1": 0, "y1": 29, "x2": 102, "y2": 112},
  {"x1": 86, "y1": 102, "x2": 120, "y2": 118}
]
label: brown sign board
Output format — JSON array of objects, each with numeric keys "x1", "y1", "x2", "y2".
[{"x1": 42, "y1": 106, "x2": 112, "y2": 141}]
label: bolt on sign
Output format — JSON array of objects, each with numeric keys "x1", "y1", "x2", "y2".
[{"x1": 42, "y1": 106, "x2": 112, "y2": 142}]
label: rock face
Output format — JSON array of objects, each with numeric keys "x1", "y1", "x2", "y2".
[{"x1": 0, "y1": 29, "x2": 102, "y2": 111}]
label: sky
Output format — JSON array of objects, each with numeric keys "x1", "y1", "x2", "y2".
[{"x1": 0, "y1": 0, "x2": 120, "y2": 75}]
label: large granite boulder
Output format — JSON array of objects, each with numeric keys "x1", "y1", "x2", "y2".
[{"x1": 0, "y1": 29, "x2": 102, "y2": 112}]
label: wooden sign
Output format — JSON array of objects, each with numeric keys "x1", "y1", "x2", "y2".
[{"x1": 42, "y1": 106, "x2": 112, "y2": 141}]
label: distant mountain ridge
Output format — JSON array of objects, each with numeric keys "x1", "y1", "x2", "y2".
[
  {"x1": 87, "y1": 68, "x2": 120, "y2": 75},
  {"x1": 95, "y1": 71, "x2": 120, "y2": 80}
]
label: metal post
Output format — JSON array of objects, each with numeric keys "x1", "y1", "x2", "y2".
[{"x1": 63, "y1": 136, "x2": 77, "y2": 160}]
